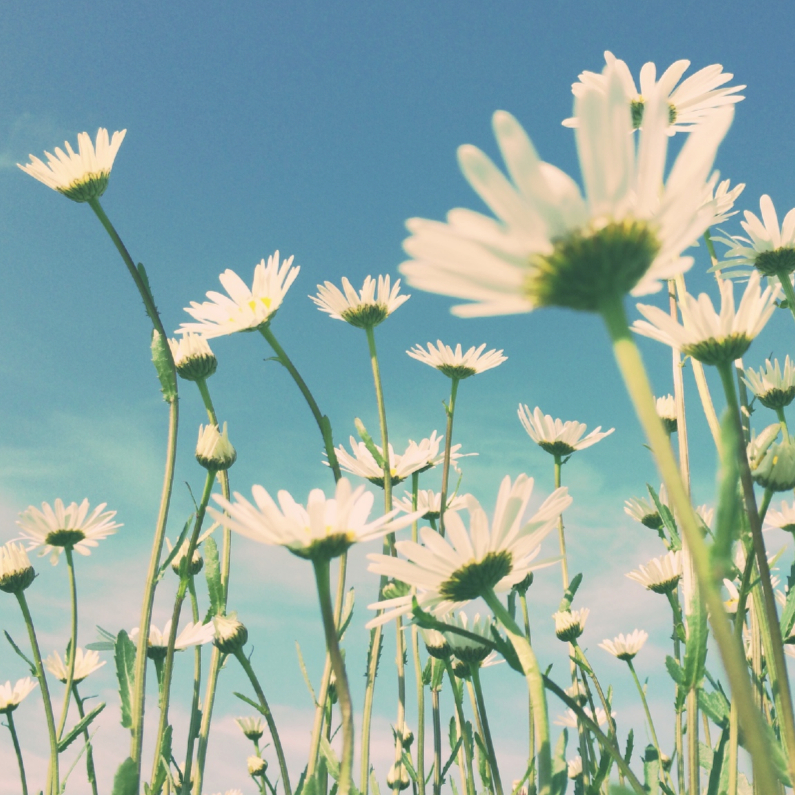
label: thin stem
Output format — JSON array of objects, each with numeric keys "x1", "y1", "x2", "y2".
[
  {"x1": 361, "y1": 623, "x2": 384, "y2": 794},
  {"x1": 482, "y1": 589, "x2": 551, "y2": 795},
  {"x1": 314, "y1": 557, "x2": 354, "y2": 795},
  {"x1": 180, "y1": 578, "x2": 202, "y2": 794},
  {"x1": 439, "y1": 377, "x2": 460, "y2": 536},
  {"x1": 470, "y1": 665, "x2": 503, "y2": 795},
  {"x1": 192, "y1": 648, "x2": 225, "y2": 795},
  {"x1": 553, "y1": 455, "x2": 569, "y2": 589},
  {"x1": 410, "y1": 475, "x2": 426, "y2": 795},
  {"x1": 260, "y1": 325, "x2": 341, "y2": 482},
  {"x1": 667, "y1": 590, "x2": 685, "y2": 795},
  {"x1": 392, "y1": 616, "x2": 408, "y2": 795},
  {"x1": 518, "y1": 593, "x2": 535, "y2": 791},
  {"x1": 56, "y1": 546, "x2": 79, "y2": 740},
  {"x1": 599, "y1": 295, "x2": 778, "y2": 792},
  {"x1": 775, "y1": 406, "x2": 789, "y2": 437},
  {"x1": 777, "y1": 272, "x2": 795, "y2": 326},
  {"x1": 234, "y1": 648, "x2": 293, "y2": 795},
  {"x1": 688, "y1": 688, "x2": 700, "y2": 795},
  {"x1": 431, "y1": 686, "x2": 442, "y2": 795},
  {"x1": 16, "y1": 591, "x2": 59, "y2": 795},
  {"x1": 444, "y1": 661, "x2": 476, "y2": 795},
  {"x1": 465, "y1": 679, "x2": 490, "y2": 794},
  {"x1": 6, "y1": 711, "x2": 29, "y2": 795},
  {"x1": 365, "y1": 325, "x2": 393, "y2": 510},
  {"x1": 72, "y1": 684, "x2": 99, "y2": 795}
]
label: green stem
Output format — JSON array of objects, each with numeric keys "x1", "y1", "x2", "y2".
[
  {"x1": 410, "y1": 475, "x2": 426, "y2": 795},
  {"x1": 688, "y1": 688, "x2": 700, "y2": 795},
  {"x1": 482, "y1": 588, "x2": 551, "y2": 795},
  {"x1": 553, "y1": 455, "x2": 569, "y2": 589},
  {"x1": 260, "y1": 325, "x2": 341, "y2": 482},
  {"x1": 599, "y1": 295, "x2": 778, "y2": 792},
  {"x1": 365, "y1": 325, "x2": 393, "y2": 510},
  {"x1": 775, "y1": 407, "x2": 789, "y2": 437},
  {"x1": 759, "y1": 488, "x2": 774, "y2": 524},
  {"x1": 518, "y1": 594, "x2": 535, "y2": 791},
  {"x1": 444, "y1": 661, "x2": 476, "y2": 795},
  {"x1": 56, "y1": 547, "x2": 79, "y2": 740},
  {"x1": 777, "y1": 272, "x2": 795, "y2": 326},
  {"x1": 361, "y1": 622, "x2": 384, "y2": 793},
  {"x1": 439, "y1": 377, "x2": 460, "y2": 536},
  {"x1": 392, "y1": 616, "x2": 408, "y2": 795},
  {"x1": 16, "y1": 591, "x2": 59, "y2": 795},
  {"x1": 233, "y1": 648, "x2": 293, "y2": 795},
  {"x1": 471, "y1": 665, "x2": 503, "y2": 795},
  {"x1": 716, "y1": 360, "x2": 795, "y2": 781},
  {"x1": 313, "y1": 557, "x2": 354, "y2": 795},
  {"x1": 431, "y1": 686, "x2": 442, "y2": 795},
  {"x1": 72, "y1": 684, "x2": 99, "y2": 795},
  {"x1": 628, "y1": 660, "x2": 672, "y2": 790},
  {"x1": 465, "y1": 679, "x2": 491, "y2": 795},
  {"x1": 6, "y1": 711, "x2": 29, "y2": 795},
  {"x1": 180, "y1": 578, "x2": 202, "y2": 794}
]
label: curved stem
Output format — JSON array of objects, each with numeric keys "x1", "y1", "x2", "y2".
[
  {"x1": 234, "y1": 648, "x2": 293, "y2": 795},
  {"x1": 482, "y1": 588, "x2": 551, "y2": 795},
  {"x1": 6, "y1": 711, "x2": 29, "y2": 795},
  {"x1": 470, "y1": 665, "x2": 503, "y2": 795},
  {"x1": 56, "y1": 547, "x2": 79, "y2": 740},
  {"x1": 444, "y1": 661, "x2": 475, "y2": 795},
  {"x1": 313, "y1": 557, "x2": 353, "y2": 795},
  {"x1": 260, "y1": 326, "x2": 341, "y2": 482},
  {"x1": 180, "y1": 578, "x2": 203, "y2": 794},
  {"x1": 72, "y1": 684, "x2": 99, "y2": 795},
  {"x1": 439, "y1": 377, "x2": 460, "y2": 537},
  {"x1": 16, "y1": 591, "x2": 59, "y2": 795},
  {"x1": 775, "y1": 406, "x2": 789, "y2": 437}
]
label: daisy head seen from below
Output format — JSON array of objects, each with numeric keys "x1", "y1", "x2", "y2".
[
  {"x1": 518, "y1": 405, "x2": 614, "y2": 457},
  {"x1": 311, "y1": 275, "x2": 409, "y2": 328},
  {"x1": 407, "y1": 341, "x2": 506, "y2": 380}
]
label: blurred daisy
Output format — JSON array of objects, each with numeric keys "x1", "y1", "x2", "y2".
[
  {"x1": 420, "y1": 627, "x2": 451, "y2": 660},
  {"x1": 656, "y1": 395, "x2": 677, "y2": 434},
  {"x1": 0, "y1": 542, "x2": 35, "y2": 594},
  {"x1": 18, "y1": 128, "x2": 127, "y2": 202},
  {"x1": 178, "y1": 251, "x2": 299, "y2": 338},
  {"x1": 704, "y1": 178, "x2": 745, "y2": 226},
  {"x1": 766, "y1": 500, "x2": 795, "y2": 533},
  {"x1": 744, "y1": 357, "x2": 795, "y2": 410},
  {"x1": 129, "y1": 620, "x2": 215, "y2": 659},
  {"x1": 209, "y1": 477, "x2": 420, "y2": 562},
  {"x1": 723, "y1": 579, "x2": 740, "y2": 613},
  {"x1": 45, "y1": 648, "x2": 105, "y2": 684},
  {"x1": 17, "y1": 499, "x2": 121, "y2": 564},
  {"x1": 168, "y1": 333, "x2": 217, "y2": 382},
  {"x1": 598, "y1": 629, "x2": 648, "y2": 661},
  {"x1": 633, "y1": 271, "x2": 780, "y2": 366},
  {"x1": 0, "y1": 678, "x2": 37, "y2": 714},
  {"x1": 440, "y1": 612, "x2": 496, "y2": 664},
  {"x1": 518, "y1": 405, "x2": 614, "y2": 457},
  {"x1": 407, "y1": 341, "x2": 506, "y2": 379},
  {"x1": 624, "y1": 489, "x2": 665, "y2": 530},
  {"x1": 555, "y1": 707, "x2": 613, "y2": 728},
  {"x1": 748, "y1": 425, "x2": 795, "y2": 492},
  {"x1": 567, "y1": 757, "x2": 583, "y2": 779},
  {"x1": 393, "y1": 489, "x2": 469, "y2": 521},
  {"x1": 563, "y1": 52, "x2": 744, "y2": 134},
  {"x1": 553, "y1": 608, "x2": 589, "y2": 642},
  {"x1": 236, "y1": 716, "x2": 265, "y2": 742},
  {"x1": 311, "y1": 275, "x2": 409, "y2": 328},
  {"x1": 367, "y1": 474, "x2": 571, "y2": 626},
  {"x1": 626, "y1": 551, "x2": 682, "y2": 594}
]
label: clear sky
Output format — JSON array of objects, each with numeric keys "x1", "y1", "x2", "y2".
[{"x1": 2, "y1": 1, "x2": 795, "y2": 793}]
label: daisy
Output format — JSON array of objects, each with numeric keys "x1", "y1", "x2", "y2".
[
  {"x1": 655, "y1": 395, "x2": 677, "y2": 434},
  {"x1": 633, "y1": 271, "x2": 780, "y2": 366},
  {"x1": 45, "y1": 648, "x2": 105, "y2": 684},
  {"x1": 177, "y1": 251, "x2": 299, "y2": 338},
  {"x1": 196, "y1": 422, "x2": 237, "y2": 471},
  {"x1": 236, "y1": 716, "x2": 265, "y2": 741},
  {"x1": 518, "y1": 405, "x2": 614, "y2": 457},
  {"x1": 624, "y1": 489, "x2": 665, "y2": 530},
  {"x1": 208, "y1": 477, "x2": 420, "y2": 561},
  {"x1": 626, "y1": 551, "x2": 682, "y2": 594},
  {"x1": 567, "y1": 758, "x2": 584, "y2": 779},
  {"x1": 555, "y1": 707, "x2": 612, "y2": 729},
  {"x1": 749, "y1": 430, "x2": 795, "y2": 492},
  {"x1": 18, "y1": 128, "x2": 127, "y2": 202},
  {"x1": 440, "y1": 612, "x2": 496, "y2": 664},
  {"x1": 311, "y1": 275, "x2": 409, "y2": 328},
  {"x1": 420, "y1": 627, "x2": 452, "y2": 660},
  {"x1": 552, "y1": 608, "x2": 589, "y2": 642},
  {"x1": 716, "y1": 195, "x2": 795, "y2": 279},
  {"x1": 563, "y1": 52, "x2": 744, "y2": 134},
  {"x1": 399, "y1": 62, "x2": 733, "y2": 317},
  {"x1": 598, "y1": 629, "x2": 648, "y2": 661},
  {"x1": 0, "y1": 542, "x2": 35, "y2": 594},
  {"x1": 17, "y1": 499, "x2": 121, "y2": 564},
  {"x1": 704, "y1": 178, "x2": 745, "y2": 226},
  {"x1": 744, "y1": 357, "x2": 795, "y2": 410},
  {"x1": 366, "y1": 474, "x2": 571, "y2": 626},
  {"x1": 331, "y1": 432, "x2": 470, "y2": 488},
  {"x1": 393, "y1": 489, "x2": 469, "y2": 521},
  {"x1": 407, "y1": 341, "x2": 506, "y2": 380},
  {"x1": 129, "y1": 620, "x2": 215, "y2": 660},
  {"x1": 766, "y1": 500, "x2": 795, "y2": 533},
  {"x1": 0, "y1": 678, "x2": 37, "y2": 714},
  {"x1": 168, "y1": 333, "x2": 217, "y2": 382},
  {"x1": 248, "y1": 756, "x2": 268, "y2": 776}
]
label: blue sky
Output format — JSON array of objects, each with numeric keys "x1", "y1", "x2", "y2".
[{"x1": 3, "y1": 1, "x2": 795, "y2": 792}]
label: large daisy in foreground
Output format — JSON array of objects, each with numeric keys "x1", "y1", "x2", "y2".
[{"x1": 399, "y1": 63, "x2": 732, "y2": 317}]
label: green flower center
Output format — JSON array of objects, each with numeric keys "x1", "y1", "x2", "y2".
[
  {"x1": 436, "y1": 364, "x2": 477, "y2": 380},
  {"x1": 45, "y1": 529, "x2": 86, "y2": 548},
  {"x1": 641, "y1": 512, "x2": 663, "y2": 531},
  {"x1": 526, "y1": 219, "x2": 661, "y2": 313},
  {"x1": 753, "y1": 248, "x2": 795, "y2": 277},
  {"x1": 341, "y1": 303, "x2": 389, "y2": 329},
  {"x1": 648, "y1": 575, "x2": 681, "y2": 595},
  {"x1": 681, "y1": 334, "x2": 752, "y2": 367},
  {"x1": 758, "y1": 386, "x2": 795, "y2": 410},
  {"x1": 291, "y1": 531, "x2": 355, "y2": 561},
  {"x1": 58, "y1": 171, "x2": 110, "y2": 203},
  {"x1": 439, "y1": 550, "x2": 512, "y2": 601},
  {"x1": 538, "y1": 440, "x2": 577, "y2": 456}
]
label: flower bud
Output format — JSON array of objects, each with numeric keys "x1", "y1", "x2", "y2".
[
  {"x1": 0, "y1": 542, "x2": 35, "y2": 594},
  {"x1": 169, "y1": 333, "x2": 218, "y2": 382},
  {"x1": 420, "y1": 628, "x2": 451, "y2": 660},
  {"x1": 247, "y1": 755, "x2": 268, "y2": 777},
  {"x1": 387, "y1": 762, "x2": 411, "y2": 791},
  {"x1": 511, "y1": 572, "x2": 534, "y2": 595},
  {"x1": 655, "y1": 395, "x2": 677, "y2": 434},
  {"x1": 236, "y1": 716, "x2": 265, "y2": 742},
  {"x1": 552, "y1": 609, "x2": 589, "y2": 642},
  {"x1": 213, "y1": 613, "x2": 248, "y2": 654},
  {"x1": 166, "y1": 537, "x2": 203, "y2": 577},
  {"x1": 196, "y1": 422, "x2": 237, "y2": 471},
  {"x1": 749, "y1": 433, "x2": 795, "y2": 492},
  {"x1": 400, "y1": 726, "x2": 414, "y2": 749}
]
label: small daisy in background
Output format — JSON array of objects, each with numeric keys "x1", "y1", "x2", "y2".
[
  {"x1": 624, "y1": 488, "x2": 665, "y2": 530},
  {"x1": 45, "y1": 648, "x2": 105, "y2": 684},
  {"x1": 518, "y1": 406, "x2": 614, "y2": 458},
  {"x1": 0, "y1": 542, "x2": 36, "y2": 595},
  {"x1": 311, "y1": 275, "x2": 409, "y2": 328},
  {"x1": 599, "y1": 629, "x2": 648, "y2": 661},
  {"x1": 129, "y1": 620, "x2": 215, "y2": 660},
  {"x1": 743, "y1": 357, "x2": 795, "y2": 412},
  {"x1": 766, "y1": 500, "x2": 795, "y2": 534},
  {"x1": 627, "y1": 551, "x2": 682, "y2": 595},
  {"x1": 0, "y1": 678, "x2": 37, "y2": 715},
  {"x1": 552, "y1": 608, "x2": 589, "y2": 642},
  {"x1": 407, "y1": 341, "x2": 506, "y2": 380},
  {"x1": 393, "y1": 489, "x2": 469, "y2": 522},
  {"x1": 655, "y1": 395, "x2": 678, "y2": 435}
]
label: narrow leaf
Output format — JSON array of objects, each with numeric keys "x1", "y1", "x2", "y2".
[
  {"x1": 550, "y1": 728, "x2": 568, "y2": 795},
  {"x1": 151, "y1": 330, "x2": 177, "y2": 403},
  {"x1": 355, "y1": 417, "x2": 386, "y2": 468},
  {"x1": 204, "y1": 536, "x2": 224, "y2": 617},
  {"x1": 319, "y1": 736, "x2": 340, "y2": 780},
  {"x1": 648, "y1": 484, "x2": 680, "y2": 549},
  {"x1": 115, "y1": 631, "x2": 137, "y2": 730},
  {"x1": 295, "y1": 642, "x2": 318, "y2": 706},
  {"x1": 58, "y1": 702, "x2": 106, "y2": 752},
  {"x1": 558, "y1": 573, "x2": 582, "y2": 612},
  {"x1": 4, "y1": 631, "x2": 35, "y2": 674},
  {"x1": 683, "y1": 592, "x2": 708, "y2": 691},
  {"x1": 711, "y1": 410, "x2": 741, "y2": 578}
]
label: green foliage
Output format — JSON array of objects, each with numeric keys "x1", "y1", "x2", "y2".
[
  {"x1": 648, "y1": 484, "x2": 681, "y2": 549},
  {"x1": 558, "y1": 573, "x2": 582, "y2": 612},
  {"x1": 550, "y1": 729, "x2": 568, "y2": 795},
  {"x1": 4, "y1": 630, "x2": 35, "y2": 674},
  {"x1": 712, "y1": 410, "x2": 742, "y2": 578},
  {"x1": 682, "y1": 593, "x2": 708, "y2": 691},
  {"x1": 110, "y1": 757, "x2": 138, "y2": 795},
  {"x1": 115, "y1": 630, "x2": 137, "y2": 730},
  {"x1": 203, "y1": 535, "x2": 224, "y2": 618},
  {"x1": 149, "y1": 724, "x2": 172, "y2": 795},
  {"x1": 58, "y1": 702, "x2": 106, "y2": 752},
  {"x1": 150, "y1": 329, "x2": 177, "y2": 403},
  {"x1": 338, "y1": 587, "x2": 356, "y2": 641}
]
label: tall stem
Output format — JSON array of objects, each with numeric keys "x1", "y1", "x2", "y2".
[
  {"x1": 16, "y1": 591, "x2": 59, "y2": 795},
  {"x1": 444, "y1": 662, "x2": 476, "y2": 795},
  {"x1": 439, "y1": 377, "x2": 460, "y2": 536},
  {"x1": 553, "y1": 455, "x2": 569, "y2": 589},
  {"x1": 628, "y1": 661, "x2": 672, "y2": 791},
  {"x1": 6, "y1": 711, "x2": 29, "y2": 795},
  {"x1": 392, "y1": 616, "x2": 408, "y2": 795},
  {"x1": 56, "y1": 547, "x2": 79, "y2": 740},
  {"x1": 519, "y1": 593, "x2": 535, "y2": 791},
  {"x1": 180, "y1": 578, "x2": 203, "y2": 794},
  {"x1": 71, "y1": 684, "x2": 99, "y2": 795},
  {"x1": 314, "y1": 557, "x2": 354, "y2": 795},
  {"x1": 599, "y1": 295, "x2": 778, "y2": 791},
  {"x1": 431, "y1": 685, "x2": 442, "y2": 795},
  {"x1": 470, "y1": 665, "x2": 503, "y2": 795},
  {"x1": 482, "y1": 589, "x2": 551, "y2": 795},
  {"x1": 777, "y1": 272, "x2": 795, "y2": 326},
  {"x1": 410, "y1": 474, "x2": 426, "y2": 795}
]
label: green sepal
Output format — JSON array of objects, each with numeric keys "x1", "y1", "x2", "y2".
[
  {"x1": 115, "y1": 630, "x2": 137, "y2": 730},
  {"x1": 58, "y1": 702, "x2": 106, "y2": 752},
  {"x1": 203, "y1": 536, "x2": 224, "y2": 618},
  {"x1": 110, "y1": 757, "x2": 138, "y2": 795},
  {"x1": 151, "y1": 330, "x2": 177, "y2": 403}
]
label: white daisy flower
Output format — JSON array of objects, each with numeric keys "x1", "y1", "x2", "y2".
[
  {"x1": 420, "y1": 627, "x2": 451, "y2": 660},
  {"x1": 393, "y1": 489, "x2": 469, "y2": 521},
  {"x1": 563, "y1": 51, "x2": 744, "y2": 134},
  {"x1": 236, "y1": 716, "x2": 265, "y2": 741},
  {"x1": 366, "y1": 474, "x2": 571, "y2": 627},
  {"x1": 766, "y1": 500, "x2": 795, "y2": 533},
  {"x1": 401, "y1": 63, "x2": 733, "y2": 318},
  {"x1": 598, "y1": 629, "x2": 648, "y2": 661},
  {"x1": 518, "y1": 405, "x2": 614, "y2": 457},
  {"x1": 552, "y1": 608, "x2": 589, "y2": 642},
  {"x1": 723, "y1": 579, "x2": 740, "y2": 613},
  {"x1": 196, "y1": 422, "x2": 237, "y2": 471},
  {"x1": 16, "y1": 499, "x2": 121, "y2": 564},
  {"x1": 0, "y1": 677, "x2": 37, "y2": 714},
  {"x1": 696, "y1": 504, "x2": 715, "y2": 529},
  {"x1": 749, "y1": 427, "x2": 795, "y2": 492},
  {"x1": 655, "y1": 395, "x2": 677, "y2": 434},
  {"x1": 331, "y1": 432, "x2": 470, "y2": 488},
  {"x1": 311, "y1": 275, "x2": 409, "y2": 328},
  {"x1": 129, "y1": 620, "x2": 215, "y2": 659},
  {"x1": 248, "y1": 755, "x2": 268, "y2": 776},
  {"x1": 624, "y1": 487, "x2": 666, "y2": 530},
  {"x1": 45, "y1": 647, "x2": 106, "y2": 684},
  {"x1": 208, "y1": 477, "x2": 420, "y2": 561},
  {"x1": 626, "y1": 551, "x2": 682, "y2": 594},
  {"x1": 704, "y1": 178, "x2": 745, "y2": 226},
  {"x1": 178, "y1": 251, "x2": 299, "y2": 339},
  {"x1": 555, "y1": 707, "x2": 613, "y2": 728},
  {"x1": 744, "y1": 357, "x2": 795, "y2": 410},
  {"x1": 716, "y1": 195, "x2": 795, "y2": 278},
  {"x1": 440, "y1": 612, "x2": 496, "y2": 664},
  {"x1": 18, "y1": 128, "x2": 127, "y2": 202},
  {"x1": 633, "y1": 271, "x2": 780, "y2": 366},
  {"x1": 567, "y1": 757, "x2": 584, "y2": 779},
  {"x1": 0, "y1": 542, "x2": 35, "y2": 594},
  {"x1": 407, "y1": 341, "x2": 506, "y2": 380},
  {"x1": 168, "y1": 333, "x2": 217, "y2": 382}
]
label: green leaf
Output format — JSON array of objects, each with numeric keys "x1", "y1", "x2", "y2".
[
  {"x1": 401, "y1": 751, "x2": 419, "y2": 784},
  {"x1": 558, "y1": 573, "x2": 582, "y2": 612},
  {"x1": 86, "y1": 625, "x2": 117, "y2": 652},
  {"x1": 204, "y1": 536, "x2": 224, "y2": 617},
  {"x1": 550, "y1": 728, "x2": 568, "y2": 795},
  {"x1": 150, "y1": 724, "x2": 172, "y2": 795},
  {"x1": 369, "y1": 768, "x2": 382, "y2": 795},
  {"x1": 623, "y1": 728, "x2": 634, "y2": 766},
  {"x1": 111, "y1": 757, "x2": 138, "y2": 795},
  {"x1": 337, "y1": 587, "x2": 355, "y2": 641},
  {"x1": 354, "y1": 418, "x2": 386, "y2": 468},
  {"x1": 705, "y1": 726, "x2": 729, "y2": 795},
  {"x1": 58, "y1": 702, "x2": 106, "y2": 752},
  {"x1": 156, "y1": 516, "x2": 191, "y2": 582},
  {"x1": 295, "y1": 642, "x2": 318, "y2": 706},
  {"x1": 151, "y1": 330, "x2": 177, "y2": 403},
  {"x1": 4, "y1": 631, "x2": 36, "y2": 675},
  {"x1": 698, "y1": 687, "x2": 730, "y2": 729},
  {"x1": 712, "y1": 410, "x2": 741, "y2": 579},
  {"x1": 115, "y1": 631, "x2": 137, "y2": 730},
  {"x1": 683, "y1": 591, "x2": 708, "y2": 691},
  {"x1": 319, "y1": 736, "x2": 341, "y2": 780},
  {"x1": 474, "y1": 732, "x2": 492, "y2": 791},
  {"x1": 431, "y1": 658, "x2": 445, "y2": 691},
  {"x1": 421, "y1": 657, "x2": 433, "y2": 687},
  {"x1": 648, "y1": 485, "x2": 681, "y2": 550},
  {"x1": 442, "y1": 718, "x2": 463, "y2": 783}
]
